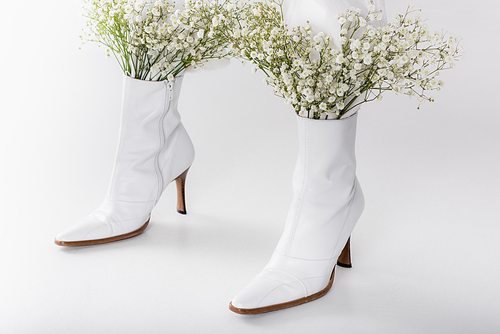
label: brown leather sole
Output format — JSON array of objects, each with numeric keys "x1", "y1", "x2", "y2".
[
  {"x1": 229, "y1": 266, "x2": 337, "y2": 315},
  {"x1": 54, "y1": 220, "x2": 150, "y2": 247}
]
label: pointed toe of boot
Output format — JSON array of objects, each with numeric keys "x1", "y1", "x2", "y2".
[
  {"x1": 229, "y1": 269, "x2": 308, "y2": 314},
  {"x1": 55, "y1": 216, "x2": 112, "y2": 246},
  {"x1": 54, "y1": 212, "x2": 149, "y2": 247}
]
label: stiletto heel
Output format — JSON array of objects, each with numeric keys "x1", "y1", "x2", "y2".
[
  {"x1": 175, "y1": 167, "x2": 190, "y2": 215},
  {"x1": 337, "y1": 237, "x2": 352, "y2": 268}
]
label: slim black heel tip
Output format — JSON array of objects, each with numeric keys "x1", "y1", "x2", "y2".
[
  {"x1": 177, "y1": 209, "x2": 187, "y2": 215},
  {"x1": 337, "y1": 262, "x2": 352, "y2": 268}
]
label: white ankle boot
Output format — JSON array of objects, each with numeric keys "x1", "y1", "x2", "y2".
[
  {"x1": 55, "y1": 75, "x2": 195, "y2": 246},
  {"x1": 230, "y1": 113, "x2": 364, "y2": 314}
]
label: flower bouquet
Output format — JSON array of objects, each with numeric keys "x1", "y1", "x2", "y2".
[
  {"x1": 229, "y1": 0, "x2": 463, "y2": 119},
  {"x1": 82, "y1": 0, "x2": 243, "y2": 80}
]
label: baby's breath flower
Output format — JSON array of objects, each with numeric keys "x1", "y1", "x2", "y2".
[
  {"x1": 82, "y1": 0, "x2": 242, "y2": 81},
  {"x1": 226, "y1": 1, "x2": 461, "y2": 119}
]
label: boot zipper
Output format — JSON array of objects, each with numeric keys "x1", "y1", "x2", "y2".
[
  {"x1": 167, "y1": 81, "x2": 174, "y2": 101},
  {"x1": 155, "y1": 79, "x2": 174, "y2": 201}
]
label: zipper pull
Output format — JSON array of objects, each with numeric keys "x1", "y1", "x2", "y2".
[{"x1": 167, "y1": 81, "x2": 174, "y2": 101}]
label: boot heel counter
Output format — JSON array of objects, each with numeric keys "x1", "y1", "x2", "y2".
[
  {"x1": 160, "y1": 122, "x2": 195, "y2": 191},
  {"x1": 349, "y1": 178, "x2": 365, "y2": 232},
  {"x1": 177, "y1": 123, "x2": 195, "y2": 168}
]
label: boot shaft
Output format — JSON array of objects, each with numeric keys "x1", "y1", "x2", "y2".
[
  {"x1": 107, "y1": 75, "x2": 193, "y2": 202},
  {"x1": 276, "y1": 114, "x2": 363, "y2": 260}
]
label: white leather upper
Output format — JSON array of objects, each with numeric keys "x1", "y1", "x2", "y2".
[
  {"x1": 56, "y1": 75, "x2": 194, "y2": 242},
  {"x1": 231, "y1": 114, "x2": 364, "y2": 310}
]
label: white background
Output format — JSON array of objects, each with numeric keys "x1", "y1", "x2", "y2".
[{"x1": 1, "y1": 0, "x2": 499, "y2": 333}]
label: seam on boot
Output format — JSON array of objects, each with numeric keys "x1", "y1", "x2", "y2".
[
  {"x1": 257, "y1": 279, "x2": 308, "y2": 307},
  {"x1": 285, "y1": 120, "x2": 309, "y2": 256},
  {"x1": 153, "y1": 83, "x2": 170, "y2": 200}
]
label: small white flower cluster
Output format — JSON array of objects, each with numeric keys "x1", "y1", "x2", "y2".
[
  {"x1": 82, "y1": 0, "x2": 241, "y2": 80},
  {"x1": 228, "y1": 1, "x2": 463, "y2": 119}
]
